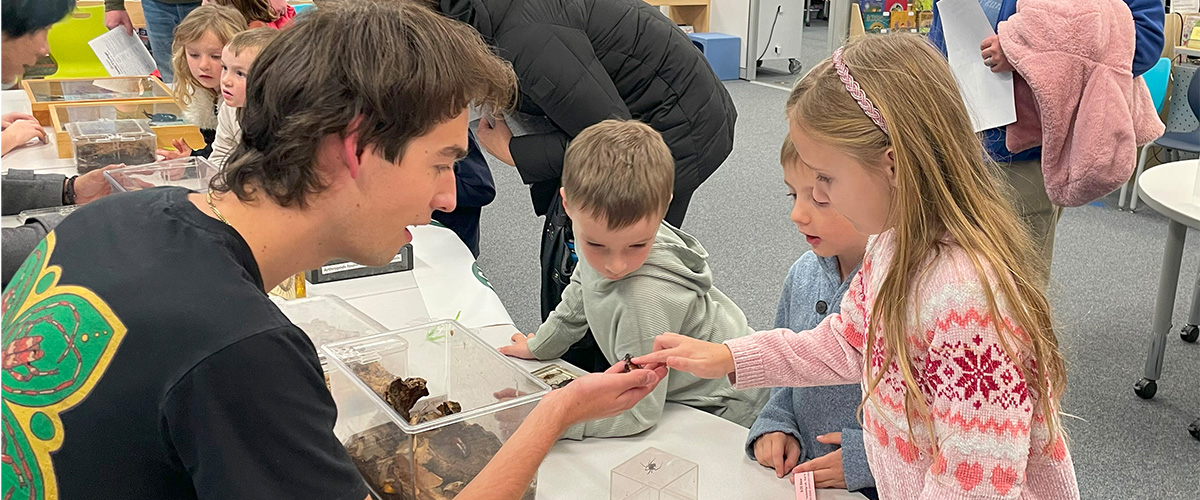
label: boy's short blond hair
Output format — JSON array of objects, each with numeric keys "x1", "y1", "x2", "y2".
[
  {"x1": 227, "y1": 27, "x2": 280, "y2": 57},
  {"x1": 562, "y1": 120, "x2": 674, "y2": 230}
]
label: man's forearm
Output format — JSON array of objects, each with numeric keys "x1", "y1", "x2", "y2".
[{"x1": 455, "y1": 397, "x2": 569, "y2": 500}]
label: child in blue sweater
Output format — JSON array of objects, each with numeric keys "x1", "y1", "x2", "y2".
[{"x1": 744, "y1": 138, "x2": 876, "y2": 498}]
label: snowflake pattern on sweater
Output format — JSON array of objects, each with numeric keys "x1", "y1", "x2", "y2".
[{"x1": 725, "y1": 231, "x2": 1078, "y2": 499}]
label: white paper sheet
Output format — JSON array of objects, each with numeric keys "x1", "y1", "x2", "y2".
[
  {"x1": 938, "y1": 0, "x2": 1016, "y2": 133},
  {"x1": 88, "y1": 27, "x2": 157, "y2": 77},
  {"x1": 1171, "y1": 1, "x2": 1199, "y2": 14}
]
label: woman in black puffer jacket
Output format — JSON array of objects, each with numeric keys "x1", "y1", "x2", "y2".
[{"x1": 438, "y1": 0, "x2": 737, "y2": 227}]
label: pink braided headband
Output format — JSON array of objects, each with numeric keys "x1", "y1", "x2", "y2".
[{"x1": 832, "y1": 47, "x2": 889, "y2": 136}]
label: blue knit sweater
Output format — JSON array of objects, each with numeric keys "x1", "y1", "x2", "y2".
[
  {"x1": 928, "y1": 0, "x2": 1165, "y2": 163},
  {"x1": 744, "y1": 252, "x2": 876, "y2": 495}
]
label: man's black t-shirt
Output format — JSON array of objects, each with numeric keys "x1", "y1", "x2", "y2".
[{"x1": 1, "y1": 187, "x2": 369, "y2": 500}]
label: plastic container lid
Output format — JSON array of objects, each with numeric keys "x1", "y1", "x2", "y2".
[
  {"x1": 103, "y1": 156, "x2": 220, "y2": 193},
  {"x1": 65, "y1": 118, "x2": 155, "y2": 144},
  {"x1": 16, "y1": 205, "x2": 80, "y2": 224},
  {"x1": 273, "y1": 295, "x2": 389, "y2": 348}
]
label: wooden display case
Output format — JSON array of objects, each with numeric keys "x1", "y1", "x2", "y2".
[
  {"x1": 22, "y1": 76, "x2": 173, "y2": 126},
  {"x1": 48, "y1": 100, "x2": 205, "y2": 158}
]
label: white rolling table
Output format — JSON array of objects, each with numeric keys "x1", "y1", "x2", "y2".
[
  {"x1": 1132, "y1": 160, "x2": 1200, "y2": 400},
  {"x1": 3, "y1": 88, "x2": 866, "y2": 500}
]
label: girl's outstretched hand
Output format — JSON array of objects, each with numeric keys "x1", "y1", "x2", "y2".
[{"x1": 632, "y1": 332, "x2": 736, "y2": 379}]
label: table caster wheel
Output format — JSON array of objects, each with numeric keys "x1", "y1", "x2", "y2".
[
  {"x1": 1190, "y1": 418, "x2": 1200, "y2": 440},
  {"x1": 788, "y1": 58, "x2": 802, "y2": 74},
  {"x1": 1182, "y1": 324, "x2": 1199, "y2": 343},
  {"x1": 1134, "y1": 378, "x2": 1157, "y2": 399}
]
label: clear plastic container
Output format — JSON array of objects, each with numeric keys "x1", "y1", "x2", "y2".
[
  {"x1": 16, "y1": 205, "x2": 79, "y2": 224},
  {"x1": 65, "y1": 119, "x2": 157, "y2": 173},
  {"x1": 274, "y1": 295, "x2": 391, "y2": 362},
  {"x1": 49, "y1": 101, "x2": 204, "y2": 159},
  {"x1": 275, "y1": 295, "x2": 393, "y2": 389},
  {"x1": 611, "y1": 447, "x2": 699, "y2": 500},
  {"x1": 103, "y1": 156, "x2": 219, "y2": 193},
  {"x1": 322, "y1": 320, "x2": 549, "y2": 500}
]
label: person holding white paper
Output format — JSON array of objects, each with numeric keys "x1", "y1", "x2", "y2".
[
  {"x1": 928, "y1": 0, "x2": 1165, "y2": 280},
  {"x1": 106, "y1": 0, "x2": 203, "y2": 82}
]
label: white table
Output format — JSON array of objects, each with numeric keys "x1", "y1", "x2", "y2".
[
  {"x1": 336, "y1": 225, "x2": 863, "y2": 499},
  {"x1": 1, "y1": 89, "x2": 73, "y2": 173},
  {"x1": 2, "y1": 89, "x2": 77, "y2": 228},
  {"x1": 1133, "y1": 160, "x2": 1200, "y2": 400},
  {"x1": 4, "y1": 88, "x2": 865, "y2": 500}
]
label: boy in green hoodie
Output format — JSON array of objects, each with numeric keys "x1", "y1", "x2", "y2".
[{"x1": 500, "y1": 119, "x2": 767, "y2": 440}]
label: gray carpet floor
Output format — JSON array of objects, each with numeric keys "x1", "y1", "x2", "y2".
[{"x1": 474, "y1": 35, "x2": 1200, "y2": 500}]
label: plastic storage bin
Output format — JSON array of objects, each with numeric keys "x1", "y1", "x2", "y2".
[
  {"x1": 273, "y1": 295, "x2": 391, "y2": 368},
  {"x1": 274, "y1": 295, "x2": 392, "y2": 391},
  {"x1": 322, "y1": 320, "x2": 549, "y2": 500},
  {"x1": 16, "y1": 205, "x2": 80, "y2": 224},
  {"x1": 66, "y1": 119, "x2": 157, "y2": 173},
  {"x1": 49, "y1": 100, "x2": 205, "y2": 158},
  {"x1": 103, "y1": 156, "x2": 220, "y2": 193},
  {"x1": 611, "y1": 447, "x2": 698, "y2": 500}
]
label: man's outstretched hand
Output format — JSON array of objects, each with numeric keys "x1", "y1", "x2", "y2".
[{"x1": 541, "y1": 361, "x2": 668, "y2": 429}]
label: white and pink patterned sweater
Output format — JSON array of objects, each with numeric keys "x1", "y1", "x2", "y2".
[{"x1": 726, "y1": 231, "x2": 1079, "y2": 499}]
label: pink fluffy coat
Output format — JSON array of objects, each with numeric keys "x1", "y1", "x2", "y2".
[{"x1": 999, "y1": 0, "x2": 1164, "y2": 207}]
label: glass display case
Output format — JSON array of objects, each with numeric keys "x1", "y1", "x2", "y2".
[
  {"x1": 49, "y1": 100, "x2": 204, "y2": 158},
  {"x1": 66, "y1": 119, "x2": 157, "y2": 173},
  {"x1": 103, "y1": 157, "x2": 219, "y2": 193},
  {"x1": 23, "y1": 76, "x2": 173, "y2": 125},
  {"x1": 322, "y1": 320, "x2": 549, "y2": 500}
]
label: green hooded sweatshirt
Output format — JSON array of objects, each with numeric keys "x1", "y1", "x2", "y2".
[{"x1": 527, "y1": 222, "x2": 768, "y2": 440}]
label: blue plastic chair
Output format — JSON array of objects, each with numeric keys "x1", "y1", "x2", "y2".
[
  {"x1": 1145, "y1": 58, "x2": 1172, "y2": 113},
  {"x1": 1124, "y1": 63, "x2": 1200, "y2": 211},
  {"x1": 1119, "y1": 58, "x2": 1172, "y2": 209}
]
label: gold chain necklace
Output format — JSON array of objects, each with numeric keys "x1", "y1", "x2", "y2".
[
  {"x1": 206, "y1": 191, "x2": 231, "y2": 226},
  {"x1": 207, "y1": 191, "x2": 307, "y2": 298}
]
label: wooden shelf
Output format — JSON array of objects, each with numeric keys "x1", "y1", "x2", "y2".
[
  {"x1": 645, "y1": 0, "x2": 709, "y2": 32},
  {"x1": 645, "y1": 0, "x2": 709, "y2": 6},
  {"x1": 1177, "y1": 46, "x2": 1200, "y2": 58}
]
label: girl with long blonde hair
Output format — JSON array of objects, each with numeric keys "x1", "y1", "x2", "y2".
[
  {"x1": 636, "y1": 33, "x2": 1078, "y2": 499},
  {"x1": 161, "y1": 5, "x2": 246, "y2": 159}
]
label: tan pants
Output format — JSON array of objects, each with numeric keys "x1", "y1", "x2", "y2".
[{"x1": 998, "y1": 160, "x2": 1063, "y2": 284}]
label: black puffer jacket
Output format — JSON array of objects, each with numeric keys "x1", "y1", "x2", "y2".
[{"x1": 440, "y1": 0, "x2": 737, "y2": 215}]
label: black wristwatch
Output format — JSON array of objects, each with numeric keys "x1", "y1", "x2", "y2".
[{"x1": 63, "y1": 175, "x2": 78, "y2": 205}]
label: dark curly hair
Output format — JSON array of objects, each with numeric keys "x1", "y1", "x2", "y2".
[
  {"x1": 2, "y1": 0, "x2": 76, "y2": 38},
  {"x1": 214, "y1": 0, "x2": 517, "y2": 207}
]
